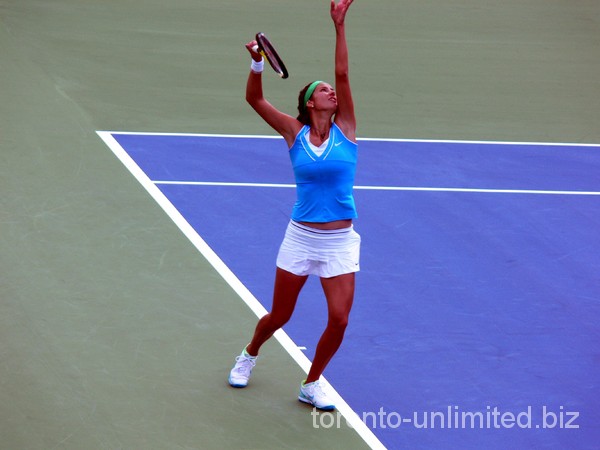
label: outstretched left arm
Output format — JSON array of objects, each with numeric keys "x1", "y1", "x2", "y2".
[{"x1": 331, "y1": 0, "x2": 356, "y2": 142}]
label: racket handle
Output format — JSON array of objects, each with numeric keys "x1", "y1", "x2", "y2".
[{"x1": 252, "y1": 44, "x2": 259, "y2": 53}]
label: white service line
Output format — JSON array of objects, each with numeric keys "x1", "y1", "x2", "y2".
[{"x1": 152, "y1": 180, "x2": 600, "y2": 196}]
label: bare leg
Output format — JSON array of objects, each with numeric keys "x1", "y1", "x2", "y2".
[
  {"x1": 246, "y1": 268, "x2": 308, "y2": 356},
  {"x1": 305, "y1": 272, "x2": 355, "y2": 383}
]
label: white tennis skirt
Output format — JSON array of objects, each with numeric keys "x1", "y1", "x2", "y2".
[{"x1": 276, "y1": 220, "x2": 361, "y2": 278}]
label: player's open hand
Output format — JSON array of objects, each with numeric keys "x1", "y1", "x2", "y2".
[{"x1": 330, "y1": 0, "x2": 354, "y2": 26}]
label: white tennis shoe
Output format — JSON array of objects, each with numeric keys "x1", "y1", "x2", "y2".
[
  {"x1": 228, "y1": 348, "x2": 257, "y2": 388},
  {"x1": 298, "y1": 379, "x2": 335, "y2": 411}
]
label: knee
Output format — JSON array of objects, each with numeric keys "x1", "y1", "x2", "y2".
[
  {"x1": 266, "y1": 312, "x2": 291, "y2": 330},
  {"x1": 327, "y1": 313, "x2": 349, "y2": 331}
]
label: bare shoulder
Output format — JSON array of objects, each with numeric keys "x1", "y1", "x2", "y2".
[
  {"x1": 283, "y1": 120, "x2": 305, "y2": 147},
  {"x1": 334, "y1": 118, "x2": 356, "y2": 143}
]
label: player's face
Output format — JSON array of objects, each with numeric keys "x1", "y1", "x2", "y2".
[{"x1": 309, "y1": 83, "x2": 337, "y2": 111}]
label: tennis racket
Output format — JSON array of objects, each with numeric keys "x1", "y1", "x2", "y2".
[{"x1": 252, "y1": 32, "x2": 289, "y2": 79}]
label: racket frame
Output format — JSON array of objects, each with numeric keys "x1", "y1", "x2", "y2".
[{"x1": 255, "y1": 32, "x2": 289, "y2": 79}]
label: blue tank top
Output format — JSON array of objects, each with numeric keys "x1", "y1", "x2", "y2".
[{"x1": 288, "y1": 123, "x2": 358, "y2": 222}]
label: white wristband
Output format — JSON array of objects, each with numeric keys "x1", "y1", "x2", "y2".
[{"x1": 251, "y1": 58, "x2": 264, "y2": 73}]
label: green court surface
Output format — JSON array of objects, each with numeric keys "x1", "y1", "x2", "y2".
[{"x1": 1, "y1": 0, "x2": 598, "y2": 448}]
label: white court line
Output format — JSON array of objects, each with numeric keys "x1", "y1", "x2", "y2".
[
  {"x1": 103, "y1": 130, "x2": 600, "y2": 147},
  {"x1": 153, "y1": 180, "x2": 600, "y2": 196},
  {"x1": 96, "y1": 131, "x2": 386, "y2": 450}
]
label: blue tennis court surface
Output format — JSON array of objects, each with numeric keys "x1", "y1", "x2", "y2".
[{"x1": 100, "y1": 132, "x2": 600, "y2": 449}]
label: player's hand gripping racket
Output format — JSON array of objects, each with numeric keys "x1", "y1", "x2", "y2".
[{"x1": 252, "y1": 32, "x2": 289, "y2": 79}]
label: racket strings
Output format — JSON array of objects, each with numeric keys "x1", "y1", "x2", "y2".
[{"x1": 256, "y1": 32, "x2": 288, "y2": 79}]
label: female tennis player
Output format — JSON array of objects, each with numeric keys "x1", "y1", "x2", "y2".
[{"x1": 229, "y1": 0, "x2": 357, "y2": 411}]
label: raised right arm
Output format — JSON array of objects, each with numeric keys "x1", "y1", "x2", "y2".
[{"x1": 245, "y1": 41, "x2": 302, "y2": 147}]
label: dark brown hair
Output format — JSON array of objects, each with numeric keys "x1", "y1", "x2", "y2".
[{"x1": 296, "y1": 82, "x2": 314, "y2": 125}]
